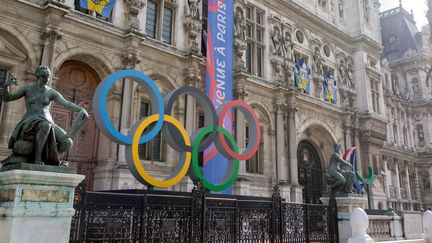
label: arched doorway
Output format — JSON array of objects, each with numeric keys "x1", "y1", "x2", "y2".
[
  {"x1": 297, "y1": 140, "x2": 322, "y2": 204},
  {"x1": 52, "y1": 60, "x2": 100, "y2": 190}
]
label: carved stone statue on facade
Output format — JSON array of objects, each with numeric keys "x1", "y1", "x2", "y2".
[
  {"x1": 271, "y1": 28, "x2": 284, "y2": 57},
  {"x1": 126, "y1": 0, "x2": 145, "y2": 31},
  {"x1": 188, "y1": 0, "x2": 200, "y2": 19},
  {"x1": 1, "y1": 66, "x2": 88, "y2": 167},
  {"x1": 325, "y1": 144, "x2": 355, "y2": 194},
  {"x1": 234, "y1": 10, "x2": 247, "y2": 40},
  {"x1": 391, "y1": 73, "x2": 400, "y2": 95},
  {"x1": 282, "y1": 31, "x2": 294, "y2": 61},
  {"x1": 338, "y1": 0, "x2": 344, "y2": 18},
  {"x1": 312, "y1": 48, "x2": 324, "y2": 76},
  {"x1": 346, "y1": 63, "x2": 355, "y2": 89},
  {"x1": 338, "y1": 60, "x2": 347, "y2": 84}
]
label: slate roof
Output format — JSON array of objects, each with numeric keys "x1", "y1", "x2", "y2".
[{"x1": 380, "y1": 6, "x2": 422, "y2": 61}]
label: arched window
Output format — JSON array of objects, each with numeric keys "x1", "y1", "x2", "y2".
[{"x1": 297, "y1": 140, "x2": 322, "y2": 204}]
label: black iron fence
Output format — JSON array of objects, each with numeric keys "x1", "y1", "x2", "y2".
[{"x1": 70, "y1": 184, "x2": 338, "y2": 242}]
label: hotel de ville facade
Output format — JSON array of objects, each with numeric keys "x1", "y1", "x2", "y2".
[{"x1": 0, "y1": 0, "x2": 432, "y2": 211}]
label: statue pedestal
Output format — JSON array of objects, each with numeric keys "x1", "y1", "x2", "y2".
[
  {"x1": 321, "y1": 194, "x2": 368, "y2": 243},
  {"x1": 0, "y1": 168, "x2": 84, "y2": 243}
]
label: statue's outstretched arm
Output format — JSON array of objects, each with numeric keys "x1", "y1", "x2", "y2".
[
  {"x1": 52, "y1": 90, "x2": 87, "y2": 115},
  {"x1": 3, "y1": 77, "x2": 27, "y2": 102}
]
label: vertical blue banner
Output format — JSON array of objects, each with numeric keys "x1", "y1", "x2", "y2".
[
  {"x1": 294, "y1": 59, "x2": 311, "y2": 94},
  {"x1": 324, "y1": 71, "x2": 337, "y2": 103},
  {"x1": 204, "y1": 0, "x2": 234, "y2": 194}
]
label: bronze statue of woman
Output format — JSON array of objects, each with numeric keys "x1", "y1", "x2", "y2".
[{"x1": 2, "y1": 66, "x2": 88, "y2": 166}]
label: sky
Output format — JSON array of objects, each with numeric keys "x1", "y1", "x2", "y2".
[{"x1": 379, "y1": 0, "x2": 428, "y2": 28}]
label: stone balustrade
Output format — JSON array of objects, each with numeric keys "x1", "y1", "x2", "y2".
[
  {"x1": 367, "y1": 215, "x2": 393, "y2": 241},
  {"x1": 349, "y1": 208, "x2": 430, "y2": 243}
]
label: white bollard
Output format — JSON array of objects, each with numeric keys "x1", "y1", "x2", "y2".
[
  {"x1": 348, "y1": 208, "x2": 375, "y2": 243},
  {"x1": 423, "y1": 210, "x2": 432, "y2": 243}
]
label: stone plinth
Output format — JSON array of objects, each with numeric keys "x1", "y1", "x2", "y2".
[
  {"x1": 0, "y1": 168, "x2": 85, "y2": 243},
  {"x1": 321, "y1": 194, "x2": 368, "y2": 243}
]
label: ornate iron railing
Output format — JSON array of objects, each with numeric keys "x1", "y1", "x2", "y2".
[{"x1": 70, "y1": 185, "x2": 339, "y2": 242}]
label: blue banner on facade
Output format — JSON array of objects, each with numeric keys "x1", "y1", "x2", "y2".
[
  {"x1": 294, "y1": 59, "x2": 311, "y2": 94},
  {"x1": 324, "y1": 71, "x2": 337, "y2": 103},
  {"x1": 204, "y1": 0, "x2": 234, "y2": 194}
]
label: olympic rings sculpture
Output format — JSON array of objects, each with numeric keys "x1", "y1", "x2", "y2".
[{"x1": 93, "y1": 70, "x2": 261, "y2": 191}]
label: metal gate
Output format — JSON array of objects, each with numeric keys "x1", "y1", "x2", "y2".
[{"x1": 70, "y1": 184, "x2": 339, "y2": 242}]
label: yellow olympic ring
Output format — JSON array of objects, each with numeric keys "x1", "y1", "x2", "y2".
[{"x1": 131, "y1": 114, "x2": 191, "y2": 188}]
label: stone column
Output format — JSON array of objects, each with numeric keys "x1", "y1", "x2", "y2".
[
  {"x1": 41, "y1": 27, "x2": 62, "y2": 70},
  {"x1": 235, "y1": 87, "x2": 248, "y2": 176},
  {"x1": 395, "y1": 162, "x2": 402, "y2": 201},
  {"x1": 287, "y1": 92, "x2": 301, "y2": 201},
  {"x1": 353, "y1": 123, "x2": 363, "y2": 175},
  {"x1": 344, "y1": 115, "x2": 353, "y2": 149},
  {"x1": 384, "y1": 159, "x2": 390, "y2": 199},
  {"x1": 0, "y1": 168, "x2": 85, "y2": 243},
  {"x1": 275, "y1": 101, "x2": 287, "y2": 183},
  {"x1": 407, "y1": 111, "x2": 415, "y2": 149},
  {"x1": 405, "y1": 163, "x2": 412, "y2": 201},
  {"x1": 117, "y1": 52, "x2": 142, "y2": 166},
  {"x1": 415, "y1": 168, "x2": 421, "y2": 203}
]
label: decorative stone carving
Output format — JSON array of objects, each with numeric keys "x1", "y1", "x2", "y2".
[
  {"x1": 187, "y1": 0, "x2": 199, "y2": 19},
  {"x1": 234, "y1": 9, "x2": 247, "y2": 40},
  {"x1": 275, "y1": 101, "x2": 287, "y2": 113},
  {"x1": 312, "y1": 47, "x2": 324, "y2": 76},
  {"x1": 363, "y1": 0, "x2": 370, "y2": 24},
  {"x1": 338, "y1": 0, "x2": 345, "y2": 19},
  {"x1": 391, "y1": 73, "x2": 400, "y2": 95},
  {"x1": 235, "y1": 86, "x2": 248, "y2": 100},
  {"x1": 282, "y1": 31, "x2": 294, "y2": 62},
  {"x1": 41, "y1": 27, "x2": 63, "y2": 43},
  {"x1": 126, "y1": 0, "x2": 145, "y2": 31},
  {"x1": 347, "y1": 62, "x2": 355, "y2": 88},
  {"x1": 183, "y1": 1, "x2": 202, "y2": 53},
  {"x1": 185, "y1": 67, "x2": 201, "y2": 87},
  {"x1": 271, "y1": 27, "x2": 284, "y2": 58},
  {"x1": 123, "y1": 52, "x2": 142, "y2": 69},
  {"x1": 234, "y1": 8, "x2": 247, "y2": 71},
  {"x1": 318, "y1": 0, "x2": 327, "y2": 8}
]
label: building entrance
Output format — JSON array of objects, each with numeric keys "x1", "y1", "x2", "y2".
[
  {"x1": 52, "y1": 60, "x2": 100, "y2": 189},
  {"x1": 298, "y1": 140, "x2": 323, "y2": 204}
]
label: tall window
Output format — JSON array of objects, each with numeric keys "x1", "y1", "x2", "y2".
[
  {"x1": 138, "y1": 101, "x2": 164, "y2": 162},
  {"x1": 0, "y1": 68, "x2": 7, "y2": 115},
  {"x1": 245, "y1": 5, "x2": 264, "y2": 77},
  {"x1": 145, "y1": 0, "x2": 175, "y2": 44},
  {"x1": 393, "y1": 124, "x2": 398, "y2": 144},
  {"x1": 370, "y1": 79, "x2": 380, "y2": 113},
  {"x1": 246, "y1": 124, "x2": 263, "y2": 174},
  {"x1": 403, "y1": 127, "x2": 408, "y2": 147}
]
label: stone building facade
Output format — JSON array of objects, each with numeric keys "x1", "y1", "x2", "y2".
[
  {"x1": 380, "y1": 6, "x2": 432, "y2": 211},
  {"x1": 0, "y1": 0, "x2": 429, "y2": 209}
]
